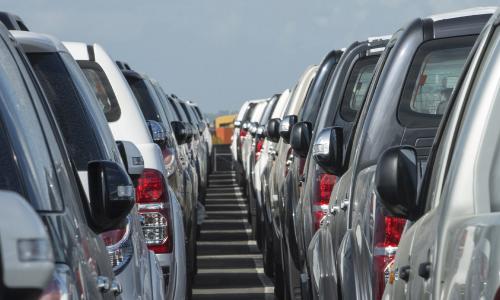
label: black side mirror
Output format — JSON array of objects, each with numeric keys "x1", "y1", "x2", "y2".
[
  {"x1": 266, "y1": 118, "x2": 281, "y2": 142},
  {"x1": 185, "y1": 123, "x2": 194, "y2": 143},
  {"x1": 88, "y1": 161, "x2": 135, "y2": 233},
  {"x1": 147, "y1": 120, "x2": 167, "y2": 149},
  {"x1": 312, "y1": 126, "x2": 343, "y2": 175},
  {"x1": 234, "y1": 120, "x2": 241, "y2": 128},
  {"x1": 171, "y1": 121, "x2": 187, "y2": 144},
  {"x1": 375, "y1": 146, "x2": 418, "y2": 220},
  {"x1": 290, "y1": 121, "x2": 312, "y2": 157},
  {"x1": 279, "y1": 115, "x2": 298, "y2": 144}
]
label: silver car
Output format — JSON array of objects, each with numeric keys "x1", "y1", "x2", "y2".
[{"x1": 380, "y1": 8, "x2": 500, "y2": 299}]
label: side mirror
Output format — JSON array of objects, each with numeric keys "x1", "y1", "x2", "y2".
[
  {"x1": 0, "y1": 191, "x2": 54, "y2": 297},
  {"x1": 249, "y1": 122, "x2": 259, "y2": 137},
  {"x1": 234, "y1": 120, "x2": 241, "y2": 128},
  {"x1": 279, "y1": 115, "x2": 298, "y2": 144},
  {"x1": 88, "y1": 161, "x2": 135, "y2": 233},
  {"x1": 312, "y1": 126, "x2": 343, "y2": 175},
  {"x1": 116, "y1": 140, "x2": 144, "y2": 185},
  {"x1": 375, "y1": 146, "x2": 418, "y2": 221},
  {"x1": 267, "y1": 118, "x2": 281, "y2": 143},
  {"x1": 171, "y1": 121, "x2": 187, "y2": 144},
  {"x1": 290, "y1": 121, "x2": 312, "y2": 157},
  {"x1": 185, "y1": 123, "x2": 194, "y2": 143},
  {"x1": 256, "y1": 125, "x2": 265, "y2": 137},
  {"x1": 147, "y1": 120, "x2": 167, "y2": 148}
]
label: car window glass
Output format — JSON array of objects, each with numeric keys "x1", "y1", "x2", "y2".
[
  {"x1": 260, "y1": 99, "x2": 277, "y2": 125},
  {"x1": 27, "y1": 52, "x2": 104, "y2": 170},
  {"x1": 180, "y1": 102, "x2": 194, "y2": 123},
  {"x1": 398, "y1": 36, "x2": 475, "y2": 128},
  {"x1": 340, "y1": 56, "x2": 379, "y2": 122},
  {"x1": 0, "y1": 40, "x2": 68, "y2": 211},
  {"x1": 78, "y1": 60, "x2": 121, "y2": 122},
  {"x1": 126, "y1": 75, "x2": 162, "y2": 122},
  {"x1": 0, "y1": 123, "x2": 25, "y2": 197}
]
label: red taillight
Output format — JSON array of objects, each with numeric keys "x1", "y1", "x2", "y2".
[
  {"x1": 255, "y1": 137, "x2": 264, "y2": 160},
  {"x1": 312, "y1": 172, "x2": 337, "y2": 231},
  {"x1": 373, "y1": 215, "x2": 406, "y2": 300},
  {"x1": 136, "y1": 169, "x2": 172, "y2": 253},
  {"x1": 137, "y1": 169, "x2": 166, "y2": 203},
  {"x1": 240, "y1": 129, "x2": 248, "y2": 138}
]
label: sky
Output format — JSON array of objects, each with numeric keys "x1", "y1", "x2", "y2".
[{"x1": 3, "y1": 0, "x2": 498, "y2": 114}]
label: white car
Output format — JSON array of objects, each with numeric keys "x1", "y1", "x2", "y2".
[{"x1": 64, "y1": 41, "x2": 187, "y2": 299}]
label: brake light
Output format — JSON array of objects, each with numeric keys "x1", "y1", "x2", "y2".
[
  {"x1": 255, "y1": 137, "x2": 264, "y2": 160},
  {"x1": 240, "y1": 129, "x2": 248, "y2": 138},
  {"x1": 312, "y1": 172, "x2": 336, "y2": 231},
  {"x1": 136, "y1": 169, "x2": 173, "y2": 253},
  {"x1": 373, "y1": 215, "x2": 406, "y2": 300},
  {"x1": 100, "y1": 219, "x2": 133, "y2": 274}
]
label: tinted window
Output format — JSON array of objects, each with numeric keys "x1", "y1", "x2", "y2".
[
  {"x1": 171, "y1": 99, "x2": 189, "y2": 122},
  {"x1": 0, "y1": 124, "x2": 24, "y2": 196},
  {"x1": 260, "y1": 98, "x2": 278, "y2": 125},
  {"x1": 78, "y1": 61, "x2": 121, "y2": 122},
  {"x1": 27, "y1": 52, "x2": 103, "y2": 170},
  {"x1": 398, "y1": 36, "x2": 475, "y2": 127},
  {"x1": 180, "y1": 102, "x2": 194, "y2": 123},
  {"x1": 125, "y1": 74, "x2": 162, "y2": 122},
  {"x1": 340, "y1": 56, "x2": 379, "y2": 122}
]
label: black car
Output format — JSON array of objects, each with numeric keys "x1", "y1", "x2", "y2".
[
  {"x1": 0, "y1": 24, "x2": 133, "y2": 299},
  {"x1": 278, "y1": 39, "x2": 387, "y2": 299},
  {"x1": 307, "y1": 8, "x2": 493, "y2": 300}
]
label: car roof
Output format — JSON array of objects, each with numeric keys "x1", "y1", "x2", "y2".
[
  {"x1": 0, "y1": 11, "x2": 28, "y2": 31},
  {"x1": 11, "y1": 30, "x2": 69, "y2": 53}
]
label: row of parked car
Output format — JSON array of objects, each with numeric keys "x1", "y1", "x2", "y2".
[
  {"x1": 0, "y1": 11, "x2": 212, "y2": 300},
  {"x1": 232, "y1": 6, "x2": 500, "y2": 300}
]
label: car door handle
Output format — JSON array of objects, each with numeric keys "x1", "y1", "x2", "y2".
[
  {"x1": 418, "y1": 262, "x2": 431, "y2": 280},
  {"x1": 399, "y1": 265, "x2": 410, "y2": 282},
  {"x1": 330, "y1": 206, "x2": 339, "y2": 215},
  {"x1": 96, "y1": 276, "x2": 111, "y2": 293}
]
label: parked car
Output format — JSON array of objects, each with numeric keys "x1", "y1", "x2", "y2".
[
  {"x1": 268, "y1": 65, "x2": 318, "y2": 299},
  {"x1": 64, "y1": 42, "x2": 187, "y2": 298},
  {"x1": 258, "y1": 89, "x2": 292, "y2": 277},
  {"x1": 177, "y1": 98, "x2": 209, "y2": 200},
  {"x1": 248, "y1": 95, "x2": 279, "y2": 238},
  {"x1": 189, "y1": 101, "x2": 213, "y2": 173},
  {"x1": 231, "y1": 100, "x2": 251, "y2": 161},
  {"x1": 233, "y1": 99, "x2": 267, "y2": 188},
  {"x1": 0, "y1": 191, "x2": 54, "y2": 300},
  {"x1": 286, "y1": 37, "x2": 388, "y2": 299},
  {"x1": 14, "y1": 30, "x2": 165, "y2": 300},
  {"x1": 0, "y1": 23, "x2": 132, "y2": 299},
  {"x1": 307, "y1": 8, "x2": 493, "y2": 300},
  {"x1": 379, "y1": 8, "x2": 500, "y2": 299}
]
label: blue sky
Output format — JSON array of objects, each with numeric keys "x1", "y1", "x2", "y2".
[{"x1": 3, "y1": 0, "x2": 498, "y2": 113}]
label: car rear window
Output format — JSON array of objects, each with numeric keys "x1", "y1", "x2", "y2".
[
  {"x1": 125, "y1": 74, "x2": 162, "y2": 123},
  {"x1": 27, "y1": 52, "x2": 103, "y2": 171},
  {"x1": 340, "y1": 55, "x2": 380, "y2": 122},
  {"x1": 78, "y1": 61, "x2": 121, "y2": 122},
  {"x1": 398, "y1": 35, "x2": 476, "y2": 127}
]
